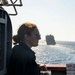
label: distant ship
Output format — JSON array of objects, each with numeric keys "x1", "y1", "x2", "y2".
[{"x1": 46, "y1": 34, "x2": 56, "y2": 45}]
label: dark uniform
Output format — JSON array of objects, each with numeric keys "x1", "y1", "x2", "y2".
[{"x1": 7, "y1": 42, "x2": 40, "y2": 75}]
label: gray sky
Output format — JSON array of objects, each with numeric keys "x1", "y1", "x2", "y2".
[{"x1": 4, "y1": 0, "x2": 75, "y2": 41}]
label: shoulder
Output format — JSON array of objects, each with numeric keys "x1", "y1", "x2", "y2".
[
  {"x1": 12, "y1": 45, "x2": 25, "y2": 56},
  {"x1": 12, "y1": 45, "x2": 26, "y2": 55},
  {"x1": 12, "y1": 45, "x2": 24, "y2": 50},
  {"x1": 11, "y1": 45, "x2": 27, "y2": 61}
]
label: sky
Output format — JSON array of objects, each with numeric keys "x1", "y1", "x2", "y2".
[{"x1": 3, "y1": 0, "x2": 75, "y2": 41}]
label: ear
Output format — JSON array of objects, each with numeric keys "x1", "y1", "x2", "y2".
[{"x1": 24, "y1": 34, "x2": 30, "y2": 40}]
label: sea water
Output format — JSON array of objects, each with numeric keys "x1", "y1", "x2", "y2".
[{"x1": 32, "y1": 40, "x2": 75, "y2": 64}]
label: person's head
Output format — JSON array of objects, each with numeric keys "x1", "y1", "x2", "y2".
[{"x1": 13, "y1": 22, "x2": 41, "y2": 48}]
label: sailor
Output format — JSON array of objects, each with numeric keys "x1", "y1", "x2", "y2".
[{"x1": 7, "y1": 22, "x2": 47, "y2": 75}]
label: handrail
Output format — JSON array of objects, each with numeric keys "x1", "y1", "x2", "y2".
[
  {"x1": 0, "y1": 0, "x2": 23, "y2": 16},
  {"x1": 8, "y1": 0, "x2": 18, "y2": 15},
  {"x1": 41, "y1": 64, "x2": 66, "y2": 75},
  {"x1": 46, "y1": 64, "x2": 66, "y2": 71}
]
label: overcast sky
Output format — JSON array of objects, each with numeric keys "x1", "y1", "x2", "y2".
[{"x1": 4, "y1": 0, "x2": 75, "y2": 41}]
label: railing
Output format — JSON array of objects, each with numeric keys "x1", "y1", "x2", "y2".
[
  {"x1": 0, "y1": 0, "x2": 23, "y2": 16},
  {"x1": 41, "y1": 64, "x2": 66, "y2": 75}
]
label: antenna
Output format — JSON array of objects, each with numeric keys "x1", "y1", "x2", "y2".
[{"x1": 0, "y1": 0, "x2": 23, "y2": 16}]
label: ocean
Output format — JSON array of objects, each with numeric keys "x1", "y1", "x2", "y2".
[{"x1": 32, "y1": 40, "x2": 75, "y2": 64}]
